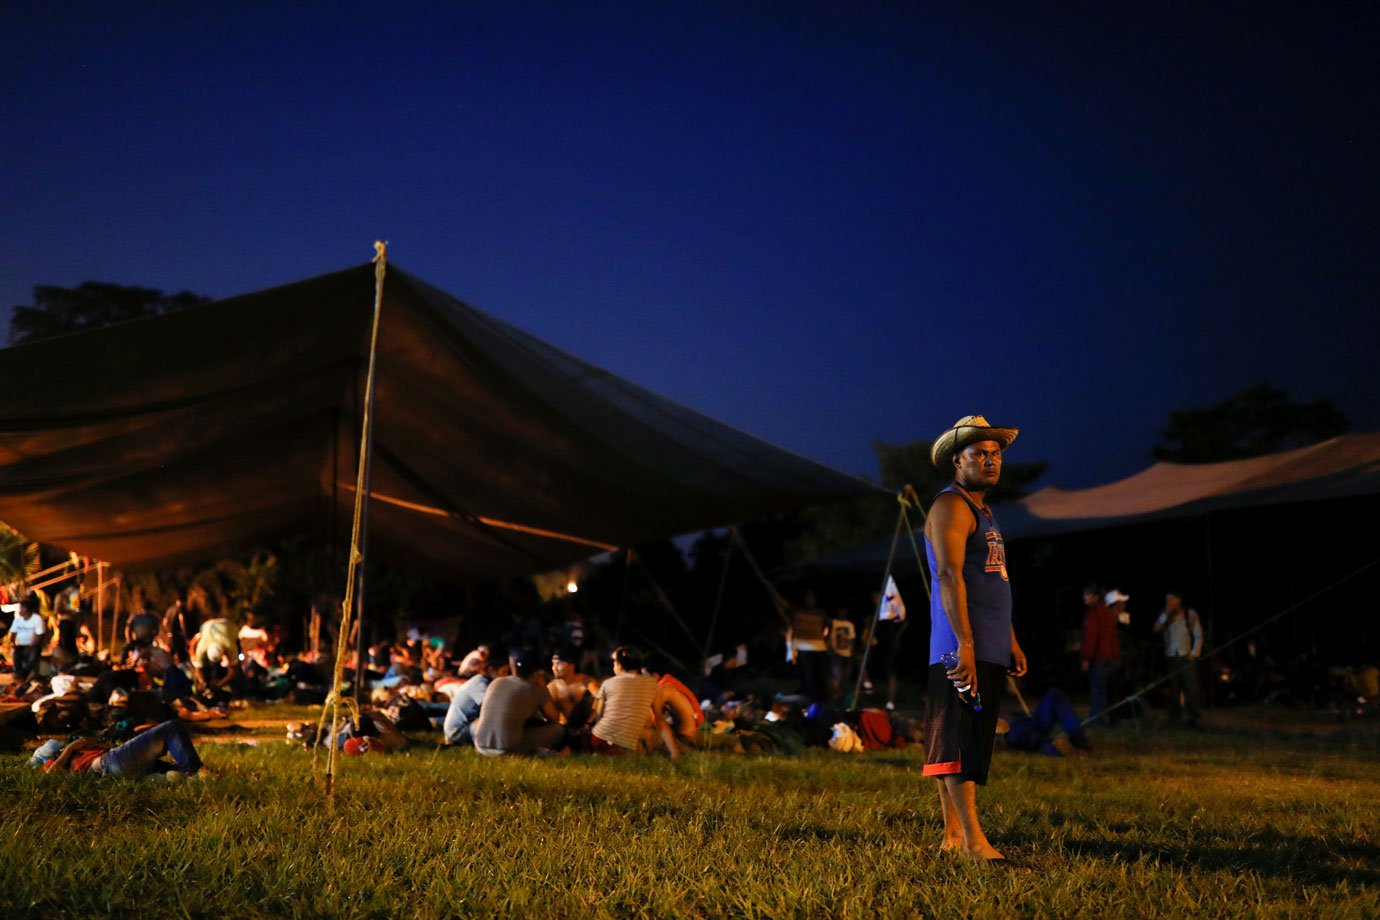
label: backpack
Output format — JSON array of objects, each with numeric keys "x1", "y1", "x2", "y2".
[{"x1": 856, "y1": 709, "x2": 894, "y2": 751}]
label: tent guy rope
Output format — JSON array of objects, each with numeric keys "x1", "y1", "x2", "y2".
[
  {"x1": 316, "y1": 241, "x2": 387, "y2": 795},
  {"x1": 849, "y1": 488, "x2": 929, "y2": 707}
]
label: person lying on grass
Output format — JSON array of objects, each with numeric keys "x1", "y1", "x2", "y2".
[
  {"x1": 30, "y1": 719, "x2": 206, "y2": 778},
  {"x1": 999, "y1": 686, "x2": 1092, "y2": 757},
  {"x1": 340, "y1": 709, "x2": 408, "y2": 754}
]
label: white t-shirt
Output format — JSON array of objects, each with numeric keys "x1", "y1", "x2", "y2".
[{"x1": 9, "y1": 611, "x2": 47, "y2": 646}]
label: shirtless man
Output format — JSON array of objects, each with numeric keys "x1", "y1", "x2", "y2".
[{"x1": 547, "y1": 650, "x2": 599, "y2": 728}]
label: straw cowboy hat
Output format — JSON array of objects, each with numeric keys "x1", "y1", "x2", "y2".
[{"x1": 930, "y1": 415, "x2": 1019, "y2": 467}]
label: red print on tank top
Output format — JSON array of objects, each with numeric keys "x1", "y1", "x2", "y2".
[{"x1": 984, "y1": 530, "x2": 1008, "y2": 581}]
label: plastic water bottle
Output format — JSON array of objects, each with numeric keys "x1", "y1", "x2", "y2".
[{"x1": 939, "y1": 650, "x2": 983, "y2": 711}]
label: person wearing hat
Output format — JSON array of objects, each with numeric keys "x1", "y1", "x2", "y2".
[
  {"x1": 922, "y1": 415, "x2": 1028, "y2": 864},
  {"x1": 1081, "y1": 588, "x2": 1124, "y2": 726}
]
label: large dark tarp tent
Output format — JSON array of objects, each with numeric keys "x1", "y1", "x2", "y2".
[{"x1": 0, "y1": 263, "x2": 879, "y2": 577}]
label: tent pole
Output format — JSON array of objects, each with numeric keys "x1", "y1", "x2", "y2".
[
  {"x1": 850, "y1": 493, "x2": 908, "y2": 708},
  {"x1": 699, "y1": 532, "x2": 735, "y2": 691},
  {"x1": 321, "y1": 243, "x2": 388, "y2": 797},
  {"x1": 96, "y1": 563, "x2": 105, "y2": 657},
  {"x1": 628, "y1": 549, "x2": 703, "y2": 651},
  {"x1": 110, "y1": 581, "x2": 122, "y2": 657},
  {"x1": 614, "y1": 549, "x2": 633, "y2": 646}
]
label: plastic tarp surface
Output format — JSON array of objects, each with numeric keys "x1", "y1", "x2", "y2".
[
  {"x1": 0, "y1": 264, "x2": 879, "y2": 577},
  {"x1": 999, "y1": 433, "x2": 1380, "y2": 538},
  {"x1": 799, "y1": 433, "x2": 1380, "y2": 571}
]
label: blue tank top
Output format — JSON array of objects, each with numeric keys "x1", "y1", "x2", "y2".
[{"x1": 925, "y1": 485, "x2": 1013, "y2": 666}]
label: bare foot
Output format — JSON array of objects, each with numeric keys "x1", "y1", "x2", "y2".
[
  {"x1": 939, "y1": 832, "x2": 965, "y2": 853},
  {"x1": 957, "y1": 843, "x2": 1005, "y2": 861}
]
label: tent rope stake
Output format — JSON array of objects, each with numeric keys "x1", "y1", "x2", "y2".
[{"x1": 316, "y1": 241, "x2": 388, "y2": 795}]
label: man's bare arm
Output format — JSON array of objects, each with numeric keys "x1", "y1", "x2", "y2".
[
  {"x1": 49, "y1": 738, "x2": 102, "y2": 773},
  {"x1": 1009, "y1": 628, "x2": 1027, "y2": 677},
  {"x1": 927, "y1": 492, "x2": 979, "y2": 692}
]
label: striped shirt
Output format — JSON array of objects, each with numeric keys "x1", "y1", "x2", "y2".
[{"x1": 592, "y1": 673, "x2": 660, "y2": 751}]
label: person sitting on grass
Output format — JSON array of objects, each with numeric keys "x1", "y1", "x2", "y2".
[
  {"x1": 30, "y1": 719, "x2": 206, "y2": 779},
  {"x1": 122, "y1": 603, "x2": 161, "y2": 664},
  {"x1": 589, "y1": 646, "x2": 680, "y2": 759},
  {"x1": 649, "y1": 664, "x2": 743, "y2": 753},
  {"x1": 136, "y1": 646, "x2": 228, "y2": 721},
  {"x1": 472, "y1": 649, "x2": 566, "y2": 756},
  {"x1": 189, "y1": 616, "x2": 242, "y2": 704},
  {"x1": 457, "y1": 644, "x2": 491, "y2": 677},
  {"x1": 548, "y1": 650, "x2": 600, "y2": 729},
  {"x1": 442, "y1": 662, "x2": 492, "y2": 746}
]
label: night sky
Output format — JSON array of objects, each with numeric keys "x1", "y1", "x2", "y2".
[{"x1": 4, "y1": 2, "x2": 1377, "y2": 492}]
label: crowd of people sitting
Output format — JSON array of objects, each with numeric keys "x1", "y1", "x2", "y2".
[
  {"x1": 1, "y1": 587, "x2": 927, "y2": 772},
  {"x1": 327, "y1": 635, "x2": 921, "y2": 760}
]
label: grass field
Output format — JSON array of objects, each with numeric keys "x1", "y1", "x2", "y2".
[{"x1": 1, "y1": 707, "x2": 1376, "y2": 919}]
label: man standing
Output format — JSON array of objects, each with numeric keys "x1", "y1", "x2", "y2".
[
  {"x1": 9, "y1": 595, "x2": 48, "y2": 682},
  {"x1": 161, "y1": 596, "x2": 190, "y2": 663},
  {"x1": 1154, "y1": 592, "x2": 1203, "y2": 726},
  {"x1": 1080, "y1": 587, "x2": 1123, "y2": 726},
  {"x1": 923, "y1": 415, "x2": 1028, "y2": 863}
]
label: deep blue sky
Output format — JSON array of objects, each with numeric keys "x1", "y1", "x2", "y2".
[{"x1": 3, "y1": 2, "x2": 1377, "y2": 491}]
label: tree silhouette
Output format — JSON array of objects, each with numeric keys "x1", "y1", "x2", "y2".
[
  {"x1": 8, "y1": 281, "x2": 209, "y2": 344},
  {"x1": 1152, "y1": 382, "x2": 1350, "y2": 463}
]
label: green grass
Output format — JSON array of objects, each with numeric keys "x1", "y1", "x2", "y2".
[{"x1": 2, "y1": 710, "x2": 1377, "y2": 919}]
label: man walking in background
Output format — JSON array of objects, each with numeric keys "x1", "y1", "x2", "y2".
[
  {"x1": 1081, "y1": 587, "x2": 1122, "y2": 726},
  {"x1": 1155, "y1": 592, "x2": 1203, "y2": 727}
]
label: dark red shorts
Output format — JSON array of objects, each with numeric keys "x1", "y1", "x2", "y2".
[{"x1": 923, "y1": 660, "x2": 1007, "y2": 785}]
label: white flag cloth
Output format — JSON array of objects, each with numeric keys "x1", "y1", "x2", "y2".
[{"x1": 877, "y1": 575, "x2": 906, "y2": 622}]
